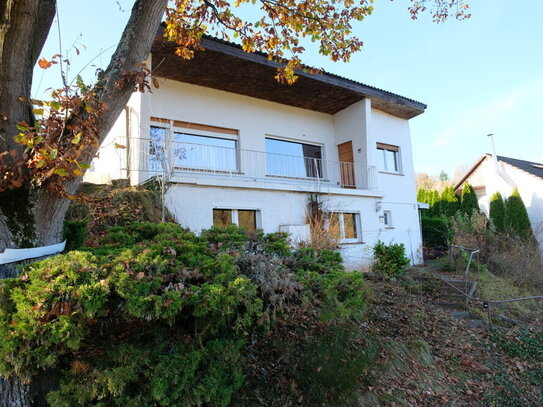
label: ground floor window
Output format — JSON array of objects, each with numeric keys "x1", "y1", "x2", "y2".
[
  {"x1": 213, "y1": 208, "x2": 259, "y2": 232},
  {"x1": 328, "y1": 212, "x2": 360, "y2": 242},
  {"x1": 383, "y1": 210, "x2": 393, "y2": 227}
]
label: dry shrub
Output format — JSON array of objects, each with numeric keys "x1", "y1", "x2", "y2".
[
  {"x1": 450, "y1": 211, "x2": 490, "y2": 256},
  {"x1": 486, "y1": 233, "x2": 543, "y2": 288},
  {"x1": 451, "y1": 211, "x2": 543, "y2": 287},
  {"x1": 304, "y1": 196, "x2": 339, "y2": 251},
  {"x1": 236, "y1": 252, "x2": 302, "y2": 317},
  {"x1": 65, "y1": 182, "x2": 174, "y2": 246}
]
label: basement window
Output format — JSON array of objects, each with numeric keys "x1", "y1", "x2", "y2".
[
  {"x1": 213, "y1": 209, "x2": 259, "y2": 232},
  {"x1": 383, "y1": 210, "x2": 393, "y2": 227},
  {"x1": 328, "y1": 212, "x2": 361, "y2": 242}
]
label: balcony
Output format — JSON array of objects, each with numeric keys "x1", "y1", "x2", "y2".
[{"x1": 142, "y1": 139, "x2": 378, "y2": 191}]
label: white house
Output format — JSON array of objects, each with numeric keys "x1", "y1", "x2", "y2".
[
  {"x1": 84, "y1": 35, "x2": 427, "y2": 270},
  {"x1": 454, "y1": 154, "x2": 543, "y2": 252}
]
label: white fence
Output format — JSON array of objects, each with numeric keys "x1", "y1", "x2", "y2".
[{"x1": 139, "y1": 139, "x2": 377, "y2": 190}]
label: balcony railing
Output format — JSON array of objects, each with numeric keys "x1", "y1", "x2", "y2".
[{"x1": 141, "y1": 139, "x2": 377, "y2": 190}]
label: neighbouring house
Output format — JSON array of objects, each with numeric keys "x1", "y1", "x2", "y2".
[
  {"x1": 454, "y1": 154, "x2": 543, "y2": 252},
  {"x1": 84, "y1": 33, "x2": 427, "y2": 269}
]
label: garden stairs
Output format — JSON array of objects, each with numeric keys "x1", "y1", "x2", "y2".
[{"x1": 423, "y1": 263, "x2": 485, "y2": 328}]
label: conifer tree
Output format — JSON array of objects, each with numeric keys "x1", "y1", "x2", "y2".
[
  {"x1": 440, "y1": 186, "x2": 459, "y2": 217},
  {"x1": 428, "y1": 190, "x2": 440, "y2": 217},
  {"x1": 505, "y1": 188, "x2": 533, "y2": 239},
  {"x1": 417, "y1": 188, "x2": 427, "y2": 203},
  {"x1": 489, "y1": 192, "x2": 506, "y2": 232},
  {"x1": 460, "y1": 182, "x2": 479, "y2": 214}
]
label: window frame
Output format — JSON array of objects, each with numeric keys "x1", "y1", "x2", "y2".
[
  {"x1": 383, "y1": 210, "x2": 393, "y2": 228},
  {"x1": 172, "y1": 131, "x2": 239, "y2": 172},
  {"x1": 148, "y1": 119, "x2": 240, "y2": 174},
  {"x1": 212, "y1": 207, "x2": 261, "y2": 232},
  {"x1": 148, "y1": 125, "x2": 170, "y2": 174},
  {"x1": 265, "y1": 136, "x2": 326, "y2": 179},
  {"x1": 376, "y1": 142, "x2": 402, "y2": 174},
  {"x1": 327, "y1": 211, "x2": 362, "y2": 243}
]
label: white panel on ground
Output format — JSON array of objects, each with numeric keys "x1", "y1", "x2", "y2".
[{"x1": 0, "y1": 241, "x2": 66, "y2": 265}]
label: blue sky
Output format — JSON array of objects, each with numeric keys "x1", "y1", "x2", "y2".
[{"x1": 34, "y1": 0, "x2": 543, "y2": 177}]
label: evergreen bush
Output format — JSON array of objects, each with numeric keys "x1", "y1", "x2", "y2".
[
  {"x1": 297, "y1": 326, "x2": 378, "y2": 406},
  {"x1": 505, "y1": 188, "x2": 533, "y2": 239},
  {"x1": 0, "y1": 223, "x2": 370, "y2": 407},
  {"x1": 371, "y1": 240, "x2": 410, "y2": 278},
  {"x1": 416, "y1": 188, "x2": 427, "y2": 203},
  {"x1": 421, "y1": 216, "x2": 450, "y2": 249},
  {"x1": 440, "y1": 186, "x2": 459, "y2": 217},
  {"x1": 460, "y1": 182, "x2": 479, "y2": 214},
  {"x1": 489, "y1": 192, "x2": 506, "y2": 232},
  {"x1": 62, "y1": 219, "x2": 88, "y2": 251}
]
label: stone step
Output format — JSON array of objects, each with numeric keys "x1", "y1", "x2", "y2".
[
  {"x1": 442, "y1": 281, "x2": 475, "y2": 287},
  {"x1": 438, "y1": 294, "x2": 467, "y2": 302},
  {"x1": 439, "y1": 286, "x2": 469, "y2": 293},
  {"x1": 436, "y1": 302, "x2": 466, "y2": 310}
]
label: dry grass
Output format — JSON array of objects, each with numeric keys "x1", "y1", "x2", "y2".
[
  {"x1": 451, "y1": 211, "x2": 543, "y2": 288},
  {"x1": 303, "y1": 200, "x2": 339, "y2": 251}
]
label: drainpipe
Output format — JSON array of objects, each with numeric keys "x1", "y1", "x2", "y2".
[{"x1": 125, "y1": 106, "x2": 131, "y2": 181}]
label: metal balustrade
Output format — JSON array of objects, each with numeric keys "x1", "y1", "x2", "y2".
[{"x1": 136, "y1": 139, "x2": 377, "y2": 190}]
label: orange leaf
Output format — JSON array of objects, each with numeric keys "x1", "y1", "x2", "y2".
[{"x1": 38, "y1": 58, "x2": 53, "y2": 69}]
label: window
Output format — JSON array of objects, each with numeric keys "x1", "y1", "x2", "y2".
[
  {"x1": 212, "y1": 209, "x2": 259, "y2": 232},
  {"x1": 376, "y1": 143, "x2": 401, "y2": 173},
  {"x1": 383, "y1": 210, "x2": 393, "y2": 227},
  {"x1": 213, "y1": 209, "x2": 233, "y2": 228},
  {"x1": 173, "y1": 132, "x2": 237, "y2": 171},
  {"x1": 148, "y1": 122, "x2": 239, "y2": 174},
  {"x1": 265, "y1": 138, "x2": 324, "y2": 179},
  {"x1": 328, "y1": 212, "x2": 360, "y2": 242},
  {"x1": 149, "y1": 126, "x2": 168, "y2": 173}
]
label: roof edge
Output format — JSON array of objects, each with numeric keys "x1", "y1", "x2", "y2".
[
  {"x1": 453, "y1": 155, "x2": 488, "y2": 191},
  {"x1": 154, "y1": 27, "x2": 426, "y2": 118}
]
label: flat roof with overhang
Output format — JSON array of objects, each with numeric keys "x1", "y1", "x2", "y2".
[{"x1": 151, "y1": 33, "x2": 426, "y2": 119}]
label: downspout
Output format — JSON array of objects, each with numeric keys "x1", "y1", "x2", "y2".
[
  {"x1": 487, "y1": 134, "x2": 515, "y2": 189},
  {"x1": 125, "y1": 106, "x2": 131, "y2": 180}
]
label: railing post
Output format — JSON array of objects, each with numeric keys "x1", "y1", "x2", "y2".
[{"x1": 486, "y1": 302, "x2": 493, "y2": 330}]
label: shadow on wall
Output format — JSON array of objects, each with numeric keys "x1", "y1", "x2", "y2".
[
  {"x1": 525, "y1": 192, "x2": 543, "y2": 264},
  {"x1": 526, "y1": 192, "x2": 543, "y2": 249}
]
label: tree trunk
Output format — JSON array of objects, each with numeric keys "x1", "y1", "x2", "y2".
[{"x1": 0, "y1": 0, "x2": 168, "y2": 405}]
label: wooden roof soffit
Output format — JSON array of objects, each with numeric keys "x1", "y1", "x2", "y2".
[{"x1": 151, "y1": 35, "x2": 426, "y2": 119}]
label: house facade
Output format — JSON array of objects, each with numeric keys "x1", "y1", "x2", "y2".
[
  {"x1": 84, "y1": 35, "x2": 427, "y2": 270},
  {"x1": 454, "y1": 154, "x2": 543, "y2": 253}
]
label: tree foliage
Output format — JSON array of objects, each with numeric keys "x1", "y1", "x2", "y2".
[
  {"x1": 438, "y1": 170, "x2": 449, "y2": 182},
  {"x1": 489, "y1": 191, "x2": 506, "y2": 232},
  {"x1": 459, "y1": 182, "x2": 479, "y2": 215},
  {"x1": 439, "y1": 186, "x2": 459, "y2": 217},
  {"x1": 505, "y1": 188, "x2": 532, "y2": 239}
]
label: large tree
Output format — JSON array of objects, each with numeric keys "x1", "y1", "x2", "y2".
[{"x1": 0, "y1": 0, "x2": 470, "y2": 404}]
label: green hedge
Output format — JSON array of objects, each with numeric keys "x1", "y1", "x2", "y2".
[
  {"x1": 0, "y1": 222, "x2": 370, "y2": 407},
  {"x1": 421, "y1": 216, "x2": 450, "y2": 249}
]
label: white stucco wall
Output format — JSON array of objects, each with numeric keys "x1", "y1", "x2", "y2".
[
  {"x1": 369, "y1": 109, "x2": 422, "y2": 261},
  {"x1": 85, "y1": 78, "x2": 424, "y2": 269},
  {"x1": 83, "y1": 92, "x2": 143, "y2": 184},
  {"x1": 166, "y1": 183, "x2": 422, "y2": 270},
  {"x1": 462, "y1": 156, "x2": 543, "y2": 252}
]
